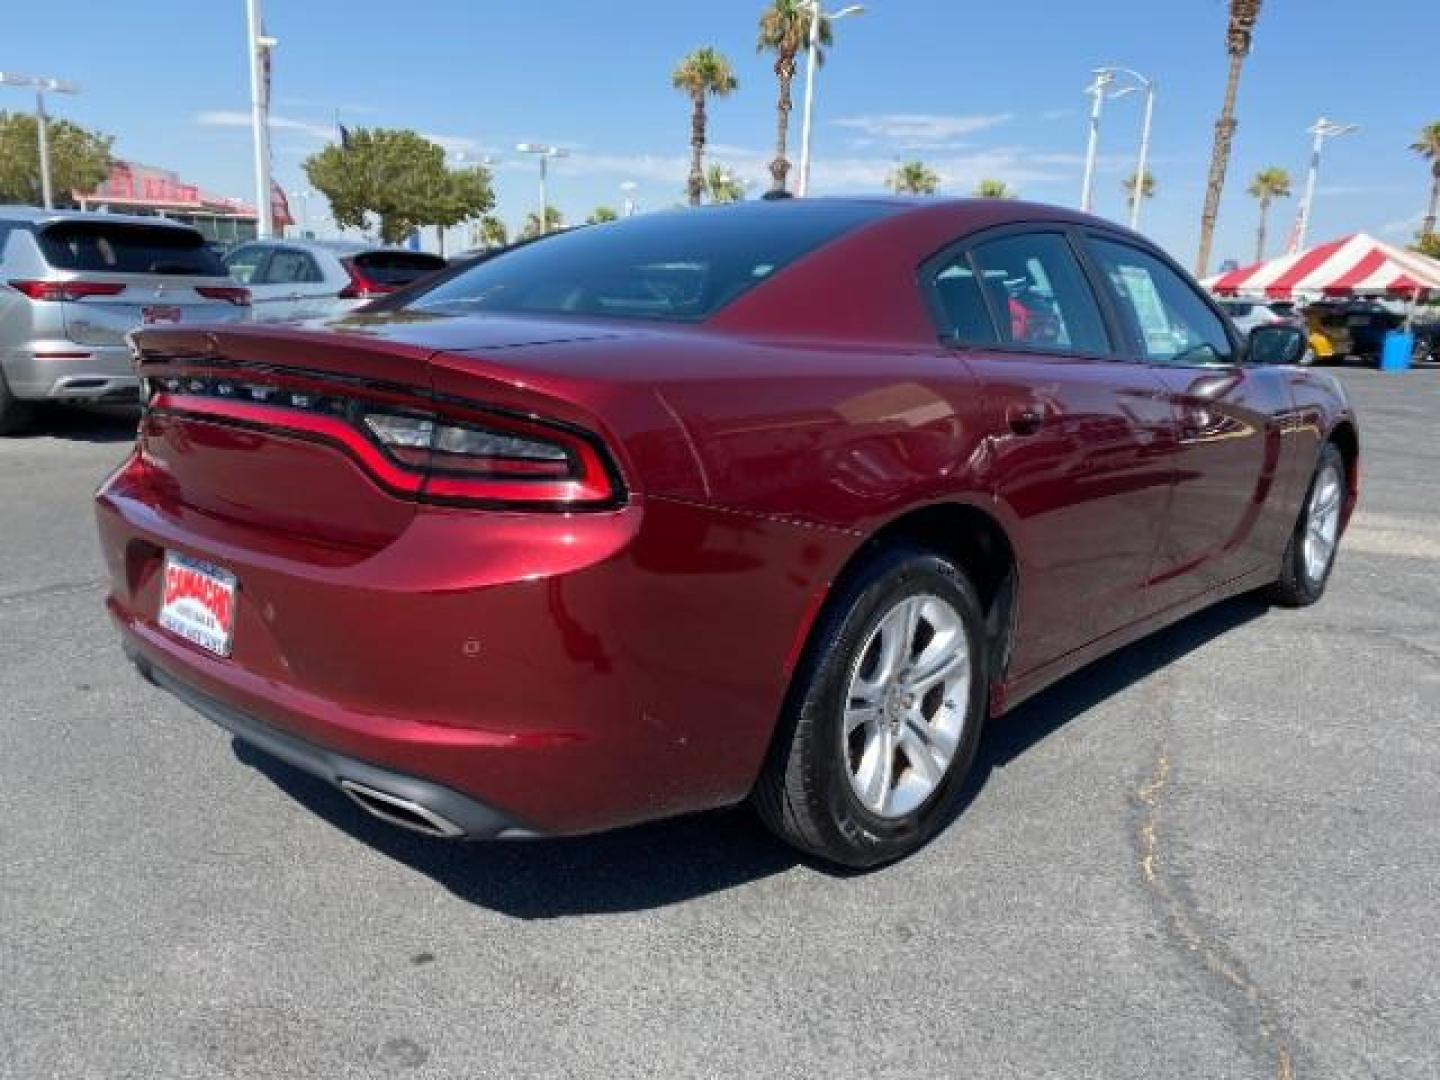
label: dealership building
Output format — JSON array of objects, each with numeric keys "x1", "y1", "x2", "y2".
[{"x1": 74, "y1": 161, "x2": 258, "y2": 244}]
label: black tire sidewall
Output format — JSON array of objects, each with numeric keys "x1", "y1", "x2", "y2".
[
  {"x1": 796, "y1": 549, "x2": 989, "y2": 866},
  {"x1": 1272, "y1": 442, "x2": 1346, "y2": 606}
]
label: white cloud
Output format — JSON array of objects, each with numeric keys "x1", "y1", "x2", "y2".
[
  {"x1": 831, "y1": 113, "x2": 1013, "y2": 145},
  {"x1": 197, "y1": 112, "x2": 508, "y2": 161},
  {"x1": 537, "y1": 142, "x2": 1072, "y2": 196},
  {"x1": 422, "y1": 133, "x2": 501, "y2": 158},
  {"x1": 1379, "y1": 212, "x2": 1423, "y2": 237},
  {"x1": 197, "y1": 110, "x2": 336, "y2": 142},
  {"x1": 1040, "y1": 108, "x2": 1077, "y2": 122}
]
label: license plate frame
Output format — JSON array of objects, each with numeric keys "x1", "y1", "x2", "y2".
[
  {"x1": 142, "y1": 305, "x2": 183, "y2": 325},
  {"x1": 158, "y1": 552, "x2": 237, "y2": 658}
]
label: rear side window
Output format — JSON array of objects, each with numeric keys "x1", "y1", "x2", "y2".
[
  {"x1": 0, "y1": 221, "x2": 26, "y2": 263},
  {"x1": 1088, "y1": 238, "x2": 1234, "y2": 366},
  {"x1": 38, "y1": 221, "x2": 225, "y2": 276},
  {"x1": 408, "y1": 202, "x2": 894, "y2": 322},
  {"x1": 928, "y1": 258, "x2": 1000, "y2": 345},
  {"x1": 352, "y1": 251, "x2": 446, "y2": 287},
  {"x1": 261, "y1": 249, "x2": 323, "y2": 285},
  {"x1": 969, "y1": 232, "x2": 1110, "y2": 354},
  {"x1": 223, "y1": 244, "x2": 267, "y2": 284}
]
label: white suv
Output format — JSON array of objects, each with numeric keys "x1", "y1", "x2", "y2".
[{"x1": 0, "y1": 208, "x2": 250, "y2": 434}]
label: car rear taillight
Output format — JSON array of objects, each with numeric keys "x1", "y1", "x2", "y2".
[
  {"x1": 338, "y1": 262, "x2": 394, "y2": 300},
  {"x1": 360, "y1": 407, "x2": 616, "y2": 505},
  {"x1": 195, "y1": 285, "x2": 252, "y2": 307},
  {"x1": 9, "y1": 280, "x2": 125, "y2": 302},
  {"x1": 142, "y1": 375, "x2": 621, "y2": 509}
]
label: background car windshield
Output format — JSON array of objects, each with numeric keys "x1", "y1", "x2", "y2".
[
  {"x1": 37, "y1": 222, "x2": 225, "y2": 276},
  {"x1": 352, "y1": 251, "x2": 447, "y2": 286},
  {"x1": 408, "y1": 202, "x2": 893, "y2": 322}
]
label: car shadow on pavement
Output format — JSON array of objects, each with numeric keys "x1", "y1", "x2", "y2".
[
  {"x1": 952, "y1": 593, "x2": 1270, "y2": 810},
  {"x1": 19, "y1": 404, "x2": 140, "y2": 444},
  {"x1": 235, "y1": 593, "x2": 1270, "y2": 918}
]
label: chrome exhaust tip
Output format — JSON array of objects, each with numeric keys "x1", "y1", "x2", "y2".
[{"x1": 338, "y1": 779, "x2": 466, "y2": 838}]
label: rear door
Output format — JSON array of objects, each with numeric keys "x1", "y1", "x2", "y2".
[
  {"x1": 247, "y1": 247, "x2": 333, "y2": 322},
  {"x1": 1082, "y1": 234, "x2": 1296, "y2": 603},
  {"x1": 928, "y1": 227, "x2": 1177, "y2": 674},
  {"x1": 33, "y1": 220, "x2": 247, "y2": 346}
]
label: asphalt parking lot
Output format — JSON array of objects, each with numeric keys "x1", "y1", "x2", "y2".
[{"x1": 1, "y1": 368, "x2": 1436, "y2": 1080}]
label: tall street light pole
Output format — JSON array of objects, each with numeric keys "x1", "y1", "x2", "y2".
[
  {"x1": 1079, "y1": 69, "x2": 1134, "y2": 214},
  {"x1": 0, "y1": 72, "x2": 80, "y2": 209},
  {"x1": 1122, "y1": 71, "x2": 1156, "y2": 231},
  {"x1": 1287, "y1": 117, "x2": 1358, "y2": 254},
  {"x1": 517, "y1": 143, "x2": 569, "y2": 233},
  {"x1": 796, "y1": 2, "x2": 865, "y2": 197},
  {"x1": 245, "y1": 0, "x2": 277, "y2": 238}
]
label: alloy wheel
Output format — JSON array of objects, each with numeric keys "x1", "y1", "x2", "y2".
[
  {"x1": 1304, "y1": 463, "x2": 1343, "y2": 583},
  {"x1": 843, "y1": 593, "x2": 972, "y2": 819}
]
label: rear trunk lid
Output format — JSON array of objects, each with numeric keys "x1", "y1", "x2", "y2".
[
  {"x1": 132, "y1": 324, "x2": 439, "y2": 548},
  {"x1": 129, "y1": 316, "x2": 630, "y2": 548},
  {"x1": 34, "y1": 219, "x2": 247, "y2": 345}
]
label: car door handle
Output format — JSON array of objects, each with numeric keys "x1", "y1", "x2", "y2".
[{"x1": 1006, "y1": 403, "x2": 1046, "y2": 436}]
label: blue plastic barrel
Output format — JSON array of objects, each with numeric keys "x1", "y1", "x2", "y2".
[{"x1": 1380, "y1": 330, "x2": 1414, "y2": 372}]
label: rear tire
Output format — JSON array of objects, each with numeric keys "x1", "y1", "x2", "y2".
[
  {"x1": 753, "y1": 546, "x2": 989, "y2": 868},
  {"x1": 1267, "y1": 442, "x2": 1346, "y2": 607},
  {"x1": 0, "y1": 371, "x2": 34, "y2": 436}
]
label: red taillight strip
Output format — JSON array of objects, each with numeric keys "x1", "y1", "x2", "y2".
[
  {"x1": 10, "y1": 279, "x2": 125, "y2": 301},
  {"x1": 195, "y1": 286, "x2": 252, "y2": 307},
  {"x1": 148, "y1": 392, "x2": 620, "y2": 508},
  {"x1": 149, "y1": 393, "x2": 423, "y2": 495}
]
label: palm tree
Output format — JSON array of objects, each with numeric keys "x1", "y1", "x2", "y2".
[
  {"x1": 1195, "y1": 0, "x2": 1265, "y2": 276},
  {"x1": 478, "y1": 214, "x2": 508, "y2": 249},
  {"x1": 1246, "y1": 167, "x2": 1291, "y2": 262},
  {"x1": 1122, "y1": 169, "x2": 1156, "y2": 214},
  {"x1": 520, "y1": 206, "x2": 563, "y2": 239},
  {"x1": 1411, "y1": 121, "x2": 1440, "y2": 241},
  {"x1": 973, "y1": 178, "x2": 1014, "y2": 199},
  {"x1": 889, "y1": 160, "x2": 939, "y2": 196},
  {"x1": 756, "y1": 0, "x2": 832, "y2": 194},
  {"x1": 586, "y1": 206, "x2": 619, "y2": 224},
  {"x1": 672, "y1": 48, "x2": 739, "y2": 207},
  {"x1": 706, "y1": 164, "x2": 745, "y2": 204}
]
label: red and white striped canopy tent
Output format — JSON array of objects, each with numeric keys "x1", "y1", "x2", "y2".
[{"x1": 1204, "y1": 233, "x2": 1440, "y2": 301}]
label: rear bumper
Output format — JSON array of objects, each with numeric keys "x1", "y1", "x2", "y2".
[
  {"x1": 2, "y1": 343, "x2": 138, "y2": 400},
  {"x1": 96, "y1": 451, "x2": 836, "y2": 837},
  {"x1": 135, "y1": 652, "x2": 535, "y2": 839}
]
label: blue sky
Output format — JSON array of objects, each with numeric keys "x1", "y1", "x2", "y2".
[{"x1": 4, "y1": 0, "x2": 1435, "y2": 264}]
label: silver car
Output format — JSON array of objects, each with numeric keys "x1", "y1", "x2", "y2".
[
  {"x1": 222, "y1": 239, "x2": 446, "y2": 322},
  {"x1": 0, "y1": 207, "x2": 250, "y2": 433},
  {"x1": 1216, "y1": 298, "x2": 1299, "y2": 335}
]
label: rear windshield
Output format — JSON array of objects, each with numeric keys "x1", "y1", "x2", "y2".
[
  {"x1": 351, "y1": 250, "x2": 447, "y2": 286},
  {"x1": 38, "y1": 221, "x2": 225, "y2": 276},
  {"x1": 407, "y1": 202, "x2": 894, "y2": 323}
]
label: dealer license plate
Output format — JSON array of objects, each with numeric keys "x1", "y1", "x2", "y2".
[{"x1": 158, "y1": 553, "x2": 237, "y2": 657}]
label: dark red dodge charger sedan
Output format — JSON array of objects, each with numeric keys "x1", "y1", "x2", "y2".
[{"x1": 97, "y1": 198, "x2": 1357, "y2": 866}]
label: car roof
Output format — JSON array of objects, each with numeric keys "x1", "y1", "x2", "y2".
[
  {"x1": 632, "y1": 194, "x2": 1133, "y2": 236},
  {"x1": 0, "y1": 205, "x2": 203, "y2": 232},
  {"x1": 237, "y1": 238, "x2": 436, "y2": 257}
]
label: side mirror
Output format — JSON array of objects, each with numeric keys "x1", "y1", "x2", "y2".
[{"x1": 1247, "y1": 323, "x2": 1308, "y2": 366}]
